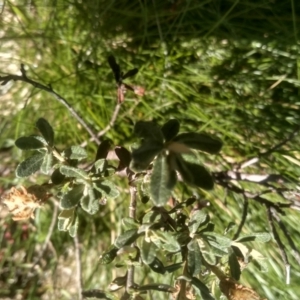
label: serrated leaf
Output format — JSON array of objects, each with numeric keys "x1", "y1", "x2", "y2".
[
  {"x1": 36, "y1": 118, "x2": 54, "y2": 147},
  {"x1": 41, "y1": 153, "x2": 53, "y2": 174},
  {"x1": 82, "y1": 289, "x2": 117, "y2": 300},
  {"x1": 16, "y1": 153, "x2": 45, "y2": 177},
  {"x1": 58, "y1": 208, "x2": 75, "y2": 231},
  {"x1": 60, "y1": 165, "x2": 89, "y2": 180},
  {"x1": 175, "y1": 156, "x2": 214, "y2": 190},
  {"x1": 95, "y1": 139, "x2": 111, "y2": 160},
  {"x1": 174, "y1": 132, "x2": 222, "y2": 154},
  {"x1": 63, "y1": 145, "x2": 87, "y2": 161},
  {"x1": 140, "y1": 239, "x2": 157, "y2": 264},
  {"x1": 115, "y1": 146, "x2": 131, "y2": 170},
  {"x1": 51, "y1": 168, "x2": 65, "y2": 184},
  {"x1": 15, "y1": 136, "x2": 46, "y2": 150},
  {"x1": 189, "y1": 210, "x2": 208, "y2": 234},
  {"x1": 161, "y1": 119, "x2": 180, "y2": 141},
  {"x1": 229, "y1": 251, "x2": 241, "y2": 281},
  {"x1": 93, "y1": 180, "x2": 119, "y2": 199},
  {"x1": 235, "y1": 232, "x2": 271, "y2": 243},
  {"x1": 60, "y1": 184, "x2": 85, "y2": 209},
  {"x1": 134, "y1": 121, "x2": 164, "y2": 142},
  {"x1": 137, "y1": 284, "x2": 176, "y2": 293},
  {"x1": 187, "y1": 239, "x2": 202, "y2": 277},
  {"x1": 69, "y1": 213, "x2": 79, "y2": 237},
  {"x1": 131, "y1": 141, "x2": 163, "y2": 172},
  {"x1": 150, "y1": 154, "x2": 177, "y2": 206},
  {"x1": 192, "y1": 277, "x2": 215, "y2": 300},
  {"x1": 114, "y1": 229, "x2": 139, "y2": 249},
  {"x1": 99, "y1": 245, "x2": 118, "y2": 265}
]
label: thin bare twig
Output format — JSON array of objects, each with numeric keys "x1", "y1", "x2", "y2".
[
  {"x1": 0, "y1": 64, "x2": 100, "y2": 144},
  {"x1": 266, "y1": 207, "x2": 290, "y2": 284},
  {"x1": 74, "y1": 234, "x2": 83, "y2": 300}
]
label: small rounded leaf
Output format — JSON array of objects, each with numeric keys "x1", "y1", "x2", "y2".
[
  {"x1": 16, "y1": 153, "x2": 45, "y2": 177},
  {"x1": 115, "y1": 146, "x2": 131, "y2": 170},
  {"x1": 161, "y1": 119, "x2": 180, "y2": 141},
  {"x1": 36, "y1": 118, "x2": 54, "y2": 147},
  {"x1": 95, "y1": 140, "x2": 111, "y2": 161},
  {"x1": 51, "y1": 168, "x2": 65, "y2": 184},
  {"x1": 134, "y1": 121, "x2": 164, "y2": 143},
  {"x1": 15, "y1": 136, "x2": 46, "y2": 150}
]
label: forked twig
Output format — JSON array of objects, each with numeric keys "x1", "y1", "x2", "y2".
[{"x1": 0, "y1": 64, "x2": 100, "y2": 145}]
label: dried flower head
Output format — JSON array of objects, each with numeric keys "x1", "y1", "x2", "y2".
[{"x1": 2, "y1": 185, "x2": 51, "y2": 221}]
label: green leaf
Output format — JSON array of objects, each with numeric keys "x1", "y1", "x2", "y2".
[
  {"x1": 15, "y1": 136, "x2": 46, "y2": 150},
  {"x1": 131, "y1": 141, "x2": 163, "y2": 172},
  {"x1": 164, "y1": 262, "x2": 183, "y2": 273},
  {"x1": 188, "y1": 210, "x2": 208, "y2": 234},
  {"x1": 229, "y1": 251, "x2": 241, "y2": 281},
  {"x1": 161, "y1": 119, "x2": 180, "y2": 141},
  {"x1": 187, "y1": 239, "x2": 202, "y2": 277},
  {"x1": 51, "y1": 168, "x2": 65, "y2": 184},
  {"x1": 204, "y1": 232, "x2": 232, "y2": 249},
  {"x1": 137, "y1": 284, "x2": 176, "y2": 293},
  {"x1": 134, "y1": 121, "x2": 164, "y2": 142},
  {"x1": 60, "y1": 165, "x2": 89, "y2": 180},
  {"x1": 16, "y1": 153, "x2": 45, "y2": 177},
  {"x1": 235, "y1": 232, "x2": 271, "y2": 243},
  {"x1": 198, "y1": 239, "x2": 216, "y2": 265},
  {"x1": 80, "y1": 188, "x2": 99, "y2": 214},
  {"x1": 114, "y1": 229, "x2": 139, "y2": 249},
  {"x1": 93, "y1": 159, "x2": 107, "y2": 173},
  {"x1": 150, "y1": 154, "x2": 177, "y2": 206},
  {"x1": 58, "y1": 208, "x2": 75, "y2": 231},
  {"x1": 63, "y1": 146, "x2": 87, "y2": 161},
  {"x1": 140, "y1": 239, "x2": 157, "y2": 264},
  {"x1": 95, "y1": 139, "x2": 111, "y2": 161},
  {"x1": 122, "y1": 217, "x2": 139, "y2": 230},
  {"x1": 115, "y1": 146, "x2": 131, "y2": 170},
  {"x1": 69, "y1": 213, "x2": 79, "y2": 237},
  {"x1": 36, "y1": 118, "x2": 54, "y2": 147},
  {"x1": 93, "y1": 180, "x2": 119, "y2": 199},
  {"x1": 175, "y1": 156, "x2": 214, "y2": 190},
  {"x1": 82, "y1": 289, "x2": 117, "y2": 300},
  {"x1": 60, "y1": 184, "x2": 85, "y2": 209},
  {"x1": 174, "y1": 132, "x2": 222, "y2": 154},
  {"x1": 99, "y1": 245, "x2": 118, "y2": 265},
  {"x1": 191, "y1": 277, "x2": 215, "y2": 300},
  {"x1": 41, "y1": 153, "x2": 53, "y2": 174},
  {"x1": 153, "y1": 230, "x2": 181, "y2": 252}
]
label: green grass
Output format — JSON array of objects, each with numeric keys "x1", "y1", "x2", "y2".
[{"x1": 1, "y1": 0, "x2": 300, "y2": 299}]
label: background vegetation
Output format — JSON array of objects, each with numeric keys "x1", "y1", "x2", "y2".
[{"x1": 1, "y1": 0, "x2": 300, "y2": 299}]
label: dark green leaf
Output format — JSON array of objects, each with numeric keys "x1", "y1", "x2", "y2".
[
  {"x1": 188, "y1": 210, "x2": 208, "y2": 234},
  {"x1": 204, "y1": 233, "x2": 232, "y2": 249},
  {"x1": 36, "y1": 118, "x2": 54, "y2": 147},
  {"x1": 235, "y1": 232, "x2": 271, "y2": 243},
  {"x1": 94, "y1": 159, "x2": 108, "y2": 173},
  {"x1": 58, "y1": 208, "x2": 75, "y2": 231},
  {"x1": 114, "y1": 229, "x2": 139, "y2": 249},
  {"x1": 150, "y1": 154, "x2": 177, "y2": 206},
  {"x1": 131, "y1": 141, "x2": 163, "y2": 172},
  {"x1": 187, "y1": 239, "x2": 202, "y2": 277},
  {"x1": 154, "y1": 230, "x2": 181, "y2": 252},
  {"x1": 41, "y1": 153, "x2": 53, "y2": 174},
  {"x1": 115, "y1": 146, "x2": 131, "y2": 170},
  {"x1": 175, "y1": 156, "x2": 214, "y2": 190},
  {"x1": 191, "y1": 277, "x2": 215, "y2": 300},
  {"x1": 137, "y1": 284, "x2": 176, "y2": 293},
  {"x1": 174, "y1": 132, "x2": 222, "y2": 154},
  {"x1": 161, "y1": 119, "x2": 180, "y2": 141},
  {"x1": 16, "y1": 153, "x2": 45, "y2": 177},
  {"x1": 95, "y1": 139, "x2": 111, "y2": 160},
  {"x1": 148, "y1": 257, "x2": 166, "y2": 274},
  {"x1": 60, "y1": 165, "x2": 89, "y2": 180},
  {"x1": 51, "y1": 168, "x2": 65, "y2": 184},
  {"x1": 134, "y1": 121, "x2": 164, "y2": 143},
  {"x1": 99, "y1": 245, "x2": 118, "y2": 265},
  {"x1": 82, "y1": 289, "x2": 117, "y2": 300},
  {"x1": 60, "y1": 184, "x2": 85, "y2": 209},
  {"x1": 229, "y1": 252, "x2": 241, "y2": 281},
  {"x1": 63, "y1": 146, "x2": 87, "y2": 161},
  {"x1": 15, "y1": 136, "x2": 46, "y2": 150},
  {"x1": 164, "y1": 262, "x2": 183, "y2": 273},
  {"x1": 122, "y1": 217, "x2": 139, "y2": 230},
  {"x1": 140, "y1": 239, "x2": 157, "y2": 264}
]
